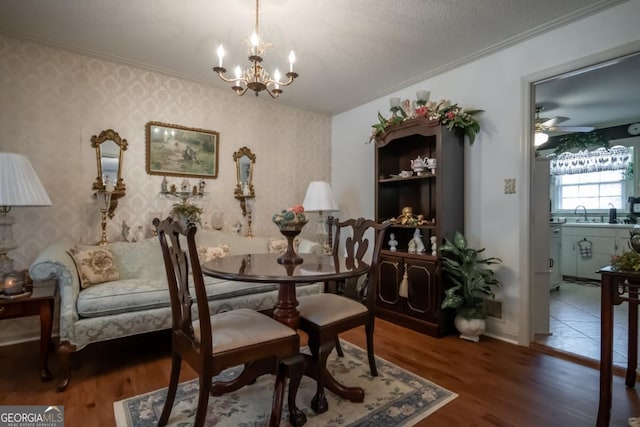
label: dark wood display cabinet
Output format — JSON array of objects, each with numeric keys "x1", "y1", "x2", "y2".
[{"x1": 373, "y1": 117, "x2": 464, "y2": 337}]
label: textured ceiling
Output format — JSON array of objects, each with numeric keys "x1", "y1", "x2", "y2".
[
  {"x1": 0, "y1": 0, "x2": 625, "y2": 115},
  {"x1": 535, "y1": 52, "x2": 640, "y2": 131}
]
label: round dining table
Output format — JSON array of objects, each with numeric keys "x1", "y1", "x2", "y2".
[
  {"x1": 201, "y1": 252, "x2": 370, "y2": 411},
  {"x1": 201, "y1": 252, "x2": 369, "y2": 329}
]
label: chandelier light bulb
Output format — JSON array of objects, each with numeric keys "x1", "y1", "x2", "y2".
[
  {"x1": 288, "y1": 51, "x2": 296, "y2": 72},
  {"x1": 250, "y1": 31, "x2": 260, "y2": 54},
  {"x1": 250, "y1": 32, "x2": 260, "y2": 47},
  {"x1": 274, "y1": 69, "x2": 281, "y2": 89},
  {"x1": 216, "y1": 45, "x2": 225, "y2": 67},
  {"x1": 216, "y1": 45, "x2": 224, "y2": 67}
]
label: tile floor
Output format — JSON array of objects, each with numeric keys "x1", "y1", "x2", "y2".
[{"x1": 534, "y1": 279, "x2": 638, "y2": 367}]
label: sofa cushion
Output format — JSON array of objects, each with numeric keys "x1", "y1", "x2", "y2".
[
  {"x1": 68, "y1": 245, "x2": 120, "y2": 289},
  {"x1": 109, "y1": 239, "x2": 165, "y2": 280},
  {"x1": 76, "y1": 275, "x2": 282, "y2": 318}
]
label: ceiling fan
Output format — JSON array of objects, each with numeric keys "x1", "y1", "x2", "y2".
[{"x1": 535, "y1": 106, "x2": 595, "y2": 134}]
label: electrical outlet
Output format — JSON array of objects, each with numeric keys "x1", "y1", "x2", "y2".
[{"x1": 504, "y1": 178, "x2": 516, "y2": 194}]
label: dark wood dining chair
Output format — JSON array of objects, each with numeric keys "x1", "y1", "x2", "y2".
[
  {"x1": 296, "y1": 217, "x2": 390, "y2": 413},
  {"x1": 155, "y1": 218, "x2": 306, "y2": 427}
]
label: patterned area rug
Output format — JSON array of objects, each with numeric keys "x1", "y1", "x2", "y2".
[{"x1": 114, "y1": 341, "x2": 457, "y2": 426}]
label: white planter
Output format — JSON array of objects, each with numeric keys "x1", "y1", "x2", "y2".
[{"x1": 454, "y1": 315, "x2": 486, "y2": 342}]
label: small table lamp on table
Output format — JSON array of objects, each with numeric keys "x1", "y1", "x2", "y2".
[
  {"x1": 0, "y1": 153, "x2": 52, "y2": 277},
  {"x1": 302, "y1": 181, "x2": 338, "y2": 252}
]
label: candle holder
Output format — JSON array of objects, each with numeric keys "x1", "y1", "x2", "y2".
[{"x1": 2, "y1": 272, "x2": 25, "y2": 295}]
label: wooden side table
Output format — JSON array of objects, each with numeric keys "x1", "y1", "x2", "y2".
[
  {"x1": 597, "y1": 266, "x2": 640, "y2": 427},
  {"x1": 0, "y1": 274, "x2": 57, "y2": 381}
]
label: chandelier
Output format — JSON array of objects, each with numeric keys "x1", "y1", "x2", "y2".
[{"x1": 213, "y1": 0, "x2": 298, "y2": 98}]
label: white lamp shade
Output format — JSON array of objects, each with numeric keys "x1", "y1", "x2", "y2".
[
  {"x1": 302, "y1": 181, "x2": 338, "y2": 213},
  {"x1": 0, "y1": 153, "x2": 52, "y2": 206}
]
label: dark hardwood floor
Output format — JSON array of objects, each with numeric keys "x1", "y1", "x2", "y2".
[{"x1": 0, "y1": 318, "x2": 638, "y2": 426}]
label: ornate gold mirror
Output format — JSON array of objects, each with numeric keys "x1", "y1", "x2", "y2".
[
  {"x1": 91, "y1": 129, "x2": 128, "y2": 217},
  {"x1": 233, "y1": 147, "x2": 256, "y2": 199}
]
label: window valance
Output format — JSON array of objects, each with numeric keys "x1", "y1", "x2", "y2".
[{"x1": 550, "y1": 145, "x2": 632, "y2": 176}]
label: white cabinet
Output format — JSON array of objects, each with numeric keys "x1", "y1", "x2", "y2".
[
  {"x1": 561, "y1": 231, "x2": 577, "y2": 277},
  {"x1": 561, "y1": 225, "x2": 633, "y2": 281}
]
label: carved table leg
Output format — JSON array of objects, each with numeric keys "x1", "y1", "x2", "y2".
[
  {"x1": 39, "y1": 298, "x2": 54, "y2": 381},
  {"x1": 57, "y1": 341, "x2": 76, "y2": 392}
]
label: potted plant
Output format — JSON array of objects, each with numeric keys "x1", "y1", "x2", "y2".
[
  {"x1": 171, "y1": 202, "x2": 203, "y2": 226},
  {"x1": 439, "y1": 231, "x2": 502, "y2": 342}
]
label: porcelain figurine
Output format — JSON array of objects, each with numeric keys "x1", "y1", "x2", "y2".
[
  {"x1": 388, "y1": 233, "x2": 398, "y2": 251},
  {"x1": 410, "y1": 228, "x2": 425, "y2": 253}
]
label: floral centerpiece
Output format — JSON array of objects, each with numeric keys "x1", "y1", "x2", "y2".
[
  {"x1": 272, "y1": 204, "x2": 307, "y2": 265},
  {"x1": 272, "y1": 204, "x2": 308, "y2": 231},
  {"x1": 370, "y1": 97, "x2": 483, "y2": 144}
]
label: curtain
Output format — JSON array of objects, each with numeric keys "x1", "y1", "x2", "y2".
[{"x1": 550, "y1": 145, "x2": 632, "y2": 176}]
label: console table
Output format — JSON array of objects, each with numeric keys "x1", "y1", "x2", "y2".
[{"x1": 596, "y1": 266, "x2": 639, "y2": 427}]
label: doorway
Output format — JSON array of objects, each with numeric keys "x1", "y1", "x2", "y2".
[{"x1": 529, "y1": 50, "x2": 640, "y2": 366}]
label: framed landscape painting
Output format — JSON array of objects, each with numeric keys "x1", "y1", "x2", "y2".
[{"x1": 145, "y1": 121, "x2": 219, "y2": 179}]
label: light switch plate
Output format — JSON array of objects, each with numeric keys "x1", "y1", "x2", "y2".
[{"x1": 504, "y1": 178, "x2": 516, "y2": 194}]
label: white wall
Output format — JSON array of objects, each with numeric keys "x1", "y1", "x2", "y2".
[{"x1": 332, "y1": 0, "x2": 640, "y2": 343}]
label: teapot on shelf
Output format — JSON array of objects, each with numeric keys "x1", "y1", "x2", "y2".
[{"x1": 410, "y1": 156, "x2": 429, "y2": 176}]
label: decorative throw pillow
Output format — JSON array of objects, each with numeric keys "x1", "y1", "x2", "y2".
[
  {"x1": 68, "y1": 245, "x2": 120, "y2": 289},
  {"x1": 196, "y1": 244, "x2": 231, "y2": 263},
  {"x1": 268, "y1": 237, "x2": 300, "y2": 254}
]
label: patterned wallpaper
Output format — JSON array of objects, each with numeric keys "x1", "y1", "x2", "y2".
[{"x1": 0, "y1": 34, "x2": 331, "y2": 344}]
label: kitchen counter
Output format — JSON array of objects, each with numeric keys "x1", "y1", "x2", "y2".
[{"x1": 562, "y1": 222, "x2": 635, "y2": 229}]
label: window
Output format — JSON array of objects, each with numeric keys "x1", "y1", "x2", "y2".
[
  {"x1": 550, "y1": 145, "x2": 634, "y2": 212},
  {"x1": 554, "y1": 170, "x2": 628, "y2": 210}
]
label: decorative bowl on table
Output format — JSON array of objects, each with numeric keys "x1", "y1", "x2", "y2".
[{"x1": 272, "y1": 206, "x2": 308, "y2": 265}]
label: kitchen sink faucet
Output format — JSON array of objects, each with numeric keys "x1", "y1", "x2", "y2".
[{"x1": 574, "y1": 205, "x2": 588, "y2": 222}]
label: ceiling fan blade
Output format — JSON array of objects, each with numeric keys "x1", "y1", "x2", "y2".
[
  {"x1": 541, "y1": 116, "x2": 570, "y2": 127},
  {"x1": 548, "y1": 126, "x2": 595, "y2": 133}
]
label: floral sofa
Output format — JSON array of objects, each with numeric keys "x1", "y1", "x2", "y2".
[{"x1": 29, "y1": 228, "x2": 322, "y2": 391}]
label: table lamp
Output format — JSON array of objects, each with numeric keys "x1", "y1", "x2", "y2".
[
  {"x1": 0, "y1": 153, "x2": 52, "y2": 276},
  {"x1": 302, "y1": 181, "x2": 338, "y2": 251}
]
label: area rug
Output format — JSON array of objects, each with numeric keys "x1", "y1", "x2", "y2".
[{"x1": 114, "y1": 341, "x2": 457, "y2": 426}]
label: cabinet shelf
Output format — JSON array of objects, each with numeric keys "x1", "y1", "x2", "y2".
[
  {"x1": 386, "y1": 224, "x2": 436, "y2": 230},
  {"x1": 378, "y1": 174, "x2": 435, "y2": 183},
  {"x1": 374, "y1": 120, "x2": 464, "y2": 338},
  {"x1": 380, "y1": 249, "x2": 437, "y2": 260}
]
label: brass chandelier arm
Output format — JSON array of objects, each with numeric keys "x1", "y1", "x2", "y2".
[{"x1": 212, "y1": 67, "x2": 298, "y2": 99}]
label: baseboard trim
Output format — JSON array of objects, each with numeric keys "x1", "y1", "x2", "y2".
[{"x1": 530, "y1": 341, "x2": 629, "y2": 378}]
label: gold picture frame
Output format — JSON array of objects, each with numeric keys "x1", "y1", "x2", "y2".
[{"x1": 145, "y1": 121, "x2": 219, "y2": 179}]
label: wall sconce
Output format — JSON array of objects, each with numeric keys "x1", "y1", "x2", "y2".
[
  {"x1": 244, "y1": 198, "x2": 254, "y2": 238},
  {"x1": 96, "y1": 178, "x2": 114, "y2": 245}
]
